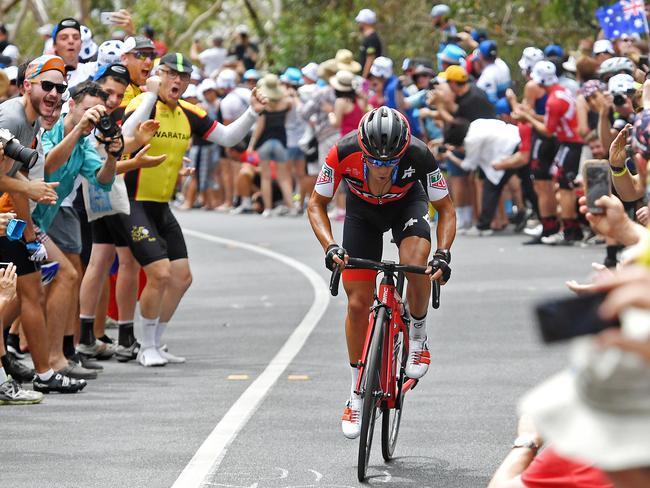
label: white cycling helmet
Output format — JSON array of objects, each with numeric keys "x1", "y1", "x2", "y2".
[
  {"x1": 518, "y1": 47, "x2": 544, "y2": 72},
  {"x1": 430, "y1": 4, "x2": 451, "y2": 17},
  {"x1": 531, "y1": 60, "x2": 558, "y2": 87},
  {"x1": 598, "y1": 56, "x2": 635, "y2": 77}
]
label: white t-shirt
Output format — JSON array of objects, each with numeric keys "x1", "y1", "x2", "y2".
[
  {"x1": 476, "y1": 58, "x2": 511, "y2": 102},
  {"x1": 461, "y1": 118, "x2": 520, "y2": 185},
  {"x1": 220, "y1": 87, "x2": 251, "y2": 122},
  {"x1": 198, "y1": 47, "x2": 227, "y2": 77},
  {"x1": 65, "y1": 62, "x2": 97, "y2": 88}
]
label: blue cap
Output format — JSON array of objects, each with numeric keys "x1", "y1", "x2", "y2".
[
  {"x1": 479, "y1": 40, "x2": 498, "y2": 60},
  {"x1": 544, "y1": 44, "x2": 564, "y2": 58},
  {"x1": 92, "y1": 63, "x2": 131, "y2": 85},
  {"x1": 437, "y1": 44, "x2": 467, "y2": 64},
  {"x1": 280, "y1": 66, "x2": 303, "y2": 86},
  {"x1": 243, "y1": 68, "x2": 259, "y2": 81},
  {"x1": 471, "y1": 29, "x2": 488, "y2": 43},
  {"x1": 495, "y1": 98, "x2": 511, "y2": 116}
]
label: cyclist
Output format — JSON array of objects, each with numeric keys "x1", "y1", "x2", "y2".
[{"x1": 307, "y1": 107, "x2": 456, "y2": 438}]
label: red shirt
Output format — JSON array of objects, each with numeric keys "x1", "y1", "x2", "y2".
[
  {"x1": 522, "y1": 447, "x2": 613, "y2": 488},
  {"x1": 518, "y1": 122, "x2": 533, "y2": 153},
  {"x1": 544, "y1": 85, "x2": 583, "y2": 144}
]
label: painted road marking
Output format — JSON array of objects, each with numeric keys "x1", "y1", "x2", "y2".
[
  {"x1": 172, "y1": 228, "x2": 330, "y2": 488},
  {"x1": 287, "y1": 374, "x2": 310, "y2": 381},
  {"x1": 227, "y1": 375, "x2": 250, "y2": 381}
]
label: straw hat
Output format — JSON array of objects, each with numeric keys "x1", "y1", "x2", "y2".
[
  {"x1": 329, "y1": 70, "x2": 355, "y2": 92},
  {"x1": 317, "y1": 58, "x2": 338, "y2": 80},
  {"x1": 335, "y1": 49, "x2": 362, "y2": 74},
  {"x1": 258, "y1": 73, "x2": 284, "y2": 102}
]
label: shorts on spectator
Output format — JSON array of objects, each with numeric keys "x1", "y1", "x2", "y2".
[
  {"x1": 91, "y1": 214, "x2": 129, "y2": 247},
  {"x1": 189, "y1": 144, "x2": 220, "y2": 192},
  {"x1": 48, "y1": 206, "x2": 82, "y2": 255},
  {"x1": 554, "y1": 142, "x2": 583, "y2": 190},
  {"x1": 287, "y1": 146, "x2": 304, "y2": 160},
  {"x1": 446, "y1": 157, "x2": 469, "y2": 177},
  {"x1": 0, "y1": 237, "x2": 37, "y2": 276},
  {"x1": 257, "y1": 139, "x2": 288, "y2": 163}
]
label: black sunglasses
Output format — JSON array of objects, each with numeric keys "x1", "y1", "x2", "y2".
[
  {"x1": 31, "y1": 80, "x2": 68, "y2": 94},
  {"x1": 132, "y1": 51, "x2": 156, "y2": 61}
]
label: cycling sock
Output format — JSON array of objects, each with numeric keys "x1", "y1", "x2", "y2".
[
  {"x1": 541, "y1": 216, "x2": 560, "y2": 237},
  {"x1": 79, "y1": 316, "x2": 95, "y2": 346},
  {"x1": 139, "y1": 315, "x2": 159, "y2": 349},
  {"x1": 6, "y1": 332, "x2": 19, "y2": 352},
  {"x1": 37, "y1": 369, "x2": 54, "y2": 382},
  {"x1": 350, "y1": 364, "x2": 359, "y2": 399},
  {"x1": 155, "y1": 322, "x2": 167, "y2": 348},
  {"x1": 63, "y1": 335, "x2": 75, "y2": 358},
  {"x1": 118, "y1": 321, "x2": 136, "y2": 348},
  {"x1": 606, "y1": 245, "x2": 619, "y2": 262},
  {"x1": 409, "y1": 313, "x2": 427, "y2": 341},
  {"x1": 0, "y1": 366, "x2": 6, "y2": 383},
  {"x1": 2, "y1": 326, "x2": 7, "y2": 345},
  {"x1": 562, "y1": 219, "x2": 583, "y2": 240}
]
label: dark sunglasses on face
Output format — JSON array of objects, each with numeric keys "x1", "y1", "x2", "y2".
[
  {"x1": 159, "y1": 68, "x2": 191, "y2": 82},
  {"x1": 31, "y1": 80, "x2": 68, "y2": 94},
  {"x1": 363, "y1": 155, "x2": 401, "y2": 167},
  {"x1": 132, "y1": 51, "x2": 156, "y2": 61}
]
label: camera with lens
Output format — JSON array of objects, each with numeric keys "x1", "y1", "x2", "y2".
[
  {"x1": 613, "y1": 93, "x2": 627, "y2": 106},
  {"x1": 0, "y1": 128, "x2": 39, "y2": 170},
  {"x1": 94, "y1": 114, "x2": 121, "y2": 139}
]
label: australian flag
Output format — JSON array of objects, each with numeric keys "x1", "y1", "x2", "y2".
[{"x1": 596, "y1": 0, "x2": 648, "y2": 39}]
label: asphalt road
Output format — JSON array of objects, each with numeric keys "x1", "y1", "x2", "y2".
[{"x1": 1, "y1": 211, "x2": 602, "y2": 488}]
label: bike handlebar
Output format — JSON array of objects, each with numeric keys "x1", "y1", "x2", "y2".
[{"x1": 328, "y1": 257, "x2": 441, "y2": 309}]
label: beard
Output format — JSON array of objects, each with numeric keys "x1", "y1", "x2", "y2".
[{"x1": 29, "y1": 89, "x2": 57, "y2": 117}]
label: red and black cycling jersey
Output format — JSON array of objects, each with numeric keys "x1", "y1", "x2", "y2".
[{"x1": 314, "y1": 131, "x2": 449, "y2": 205}]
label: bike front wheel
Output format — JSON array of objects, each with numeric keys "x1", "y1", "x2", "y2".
[
  {"x1": 381, "y1": 324, "x2": 406, "y2": 461},
  {"x1": 357, "y1": 307, "x2": 386, "y2": 481}
]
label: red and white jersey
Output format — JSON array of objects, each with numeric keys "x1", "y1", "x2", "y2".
[
  {"x1": 544, "y1": 85, "x2": 583, "y2": 144},
  {"x1": 314, "y1": 131, "x2": 449, "y2": 205}
]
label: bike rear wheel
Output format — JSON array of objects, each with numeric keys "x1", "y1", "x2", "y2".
[
  {"x1": 357, "y1": 307, "x2": 386, "y2": 482},
  {"x1": 381, "y1": 324, "x2": 406, "y2": 461}
]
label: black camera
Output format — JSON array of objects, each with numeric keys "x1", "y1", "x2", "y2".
[
  {"x1": 0, "y1": 128, "x2": 38, "y2": 169},
  {"x1": 613, "y1": 93, "x2": 627, "y2": 106},
  {"x1": 94, "y1": 114, "x2": 121, "y2": 139},
  {"x1": 428, "y1": 78, "x2": 440, "y2": 90},
  {"x1": 436, "y1": 144, "x2": 447, "y2": 155}
]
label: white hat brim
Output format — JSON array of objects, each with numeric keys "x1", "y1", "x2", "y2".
[{"x1": 520, "y1": 371, "x2": 650, "y2": 471}]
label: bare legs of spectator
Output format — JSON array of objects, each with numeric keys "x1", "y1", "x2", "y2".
[
  {"x1": 158, "y1": 258, "x2": 192, "y2": 324},
  {"x1": 449, "y1": 175, "x2": 473, "y2": 230},
  {"x1": 79, "y1": 243, "x2": 115, "y2": 322},
  {"x1": 180, "y1": 174, "x2": 199, "y2": 210},
  {"x1": 275, "y1": 162, "x2": 296, "y2": 209},
  {"x1": 15, "y1": 272, "x2": 50, "y2": 374},
  {"x1": 115, "y1": 247, "x2": 139, "y2": 324},
  {"x1": 293, "y1": 158, "x2": 307, "y2": 210},
  {"x1": 260, "y1": 159, "x2": 274, "y2": 211},
  {"x1": 217, "y1": 156, "x2": 236, "y2": 211},
  {"x1": 43, "y1": 241, "x2": 78, "y2": 370}
]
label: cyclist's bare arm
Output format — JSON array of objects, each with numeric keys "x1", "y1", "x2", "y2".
[
  {"x1": 429, "y1": 195, "x2": 456, "y2": 282},
  {"x1": 307, "y1": 191, "x2": 337, "y2": 252}
]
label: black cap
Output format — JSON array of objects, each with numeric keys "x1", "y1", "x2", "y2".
[
  {"x1": 53, "y1": 18, "x2": 81, "y2": 40},
  {"x1": 93, "y1": 63, "x2": 131, "y2": 85},
  {"x1": 159, "y1": 52, "x2": 192, "y2": 73}
]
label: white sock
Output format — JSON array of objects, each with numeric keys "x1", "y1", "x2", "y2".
[
  {"x1": 155, "y1": 322, "x2": 167, "y2": 348},
  {"x1": 37, "y1": 369, "x2": 54, "y2": 381},
  {"x1": 462, "y1": 206, "x2": 474, "y2": 227},
  {"x1": 140, "y1": 315, "x2": 159, "y2": 349},
  {"x1": 409, "y1": 313, "x2": 427, "y2": 341},
  {"x1": 350, "y1": 365, "x2": 360, "y2": 399},
  {"x1": 0, "y1": 366, "x2": 7, "y2": 383},
  {"x1": 240, "y1": 197, "x2": 252, "y2": 209}
]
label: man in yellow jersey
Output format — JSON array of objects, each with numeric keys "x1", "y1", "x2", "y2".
[
  {"x1": 115, "y1": 36, "x2": 156, "y2": 120},
  {"x1": 120, "y1": 52, "x2": 267, "y2": 366}
]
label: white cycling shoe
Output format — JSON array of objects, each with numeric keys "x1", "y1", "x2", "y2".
[
  {"x1": 341, "y1": 397, "x2": 362, "y2": 439},
  {"x1": 405, "y1": 339, "x2": 430, "y2": 379},
  {"x1": 158, "y1": 347, "x2": 186, "y2": 363},
  {"x1": 137, "y1": 346, "x2": 168, "y2": 367}
]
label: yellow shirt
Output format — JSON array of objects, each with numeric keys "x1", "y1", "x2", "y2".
[{"x1": 123, "y1": 95, "x2": 216, "y2": 202}]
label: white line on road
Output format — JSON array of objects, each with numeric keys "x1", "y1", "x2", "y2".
[{"x1": 171, "y1": 229, "x2": 330, "y2": 488}]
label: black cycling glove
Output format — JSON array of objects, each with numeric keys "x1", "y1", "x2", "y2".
[
  {"x1": 325, "y1": 244, "x2": 347, "y2": 271},
  {"x1": 429, "y1": 249, "x2": 451, "y2": 283}
]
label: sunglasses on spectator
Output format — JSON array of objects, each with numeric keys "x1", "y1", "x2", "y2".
[
  {"x1": 363, "y1": 155, "x2": 401, "y2": 167},
  {"x1": 132, "y1": 51, "x2": 156, "y2": 61},
  {"x1": 31, "y1": 80, "x2": 68, "y2": 94},
  {"x1": 159, "y1": 68, "x2": 191, "y2": 82}
]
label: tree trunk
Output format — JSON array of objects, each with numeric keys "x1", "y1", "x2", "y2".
[{"x1": 172, "y1": 0, "x2": 224, "y2": 50}]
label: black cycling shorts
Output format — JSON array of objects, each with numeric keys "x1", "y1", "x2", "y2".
[
  {"x1": 116, "y1": 201, "x2": 188, "y2": 266},
  {"x1": 554, "y1": 142, "x2": 583, "y2": 190},
  {"x1": 91, "y1": 214, "x2": 129, "y2": 247},
  {"x1": 0, "y1": 237, "x2": 37, "y2": 276},
  {"x1": 530, "y1": 132, "x2": 559, "y2": 181},
  {"x1": 342, "y1": 184, "x2": 431, "y2": 282}
]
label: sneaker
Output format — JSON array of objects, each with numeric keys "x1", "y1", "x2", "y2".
[
  {"x1": 69, "y1": 352, "x2": 103, "y2": 371},
  {"x1": 158, "y1": 348, "x2": 186, "y2": 364},
  {"x1": 341, "y1": 397, "x2": 362, "y2": 439},
  {"x1": 33, "y1": 373, "x2": 87, "y2": 394},
  {"x1": 0, "y1": 378, "x2": 43, "y2": 405},
  {"x1": 137, "y1": 347, "x2": 167, "y2": 367},
  {"x1": 115, "y1": 341, "x2": 140, "y2": 363},
  {"x1": 541, "y1": 231, "x2": 575, "y2": 246},
  {"x1": 4, "y1": 353, "x2": 35, "y2": 383},
  {"x1": 523, "y1": 224, "x2": 542, "y2": 237},
  {"x1": 271, "y1": 205, "x2": 290, "y2": 217},
  {"x1": 405, "y1": 339, "x2": 430, "y2": 379},
  {"x1": 105, "y1": 316, "x2": 118, "y2": 329},
  {"x1": 230, "y1": 204, "x2": 253, "y2": 215},
  {"x1": 261, "y1": 209, "x2": 272, "y2": 218},
  {"x1": 513, "y1": 208, "x2": 533, "y2": 233},
  {"x1": 57, "y1": 360, "x2": 98, "y2": 380},
  {"x1": 76, "y1": 339, "x2": 114, "y2": 360},
  {"x1": 522, "y1": 235, "x2": 544, "y2": 245},
  {"x1": 465, "y1": 226, "x2": 494, "y2": 237}
]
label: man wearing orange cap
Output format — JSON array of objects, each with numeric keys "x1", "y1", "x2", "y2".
[{"x1": 0, "y1": 54, "x2": 87, "y2": 394}]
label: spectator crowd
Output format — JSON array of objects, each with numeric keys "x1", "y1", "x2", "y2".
[{"x1": 0, "y1": 4, "x2": 649, "y2": 487}]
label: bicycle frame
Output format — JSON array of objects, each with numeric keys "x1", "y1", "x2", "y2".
[{"x1": 354, "y1": 271, "x2": 418, "y2": 409}]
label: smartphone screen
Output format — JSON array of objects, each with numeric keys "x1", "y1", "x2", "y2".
[
  {"x1": 583, "y1": 161, "x2": 611, "y2": 214},
  {"x1": 535, "y1": 292, "x2": 619, "y2": 343}
]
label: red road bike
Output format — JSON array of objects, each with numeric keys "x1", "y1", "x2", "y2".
[{"x1": 329, "y1": 257, "x2": 440, "y2": 481}]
